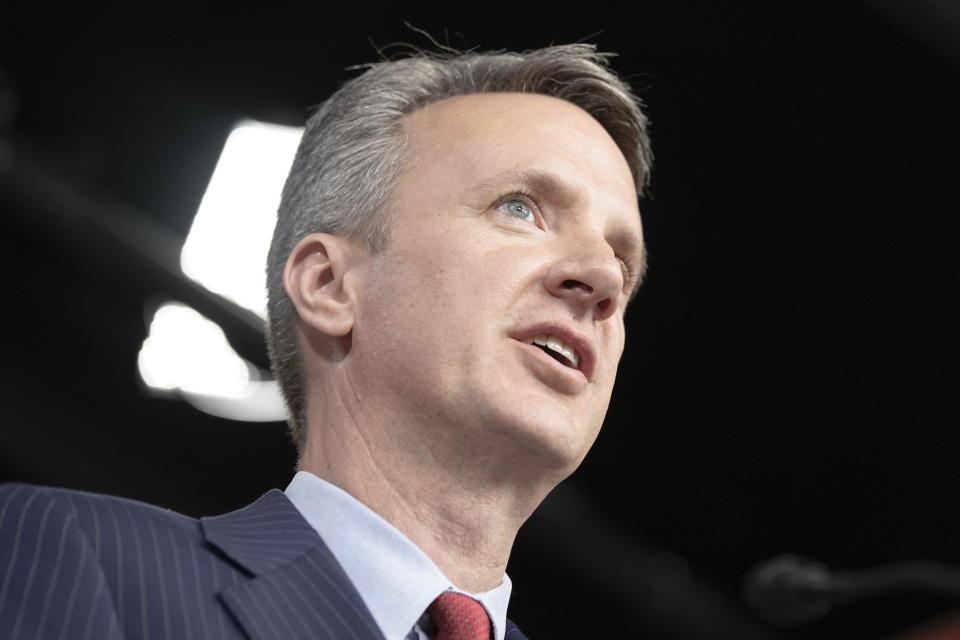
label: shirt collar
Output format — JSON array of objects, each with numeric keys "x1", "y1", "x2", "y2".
[{"x1": 285, "y1": 471, "x2": 512, "y2": 640}]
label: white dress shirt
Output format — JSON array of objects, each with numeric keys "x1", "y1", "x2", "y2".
[{"x1": 285, "y1": 471, "x2": 512, "y2": 640}]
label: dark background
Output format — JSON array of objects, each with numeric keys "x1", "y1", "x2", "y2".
[{"x1": 2, "y1": 1, "x2": 960, "y2": 638}]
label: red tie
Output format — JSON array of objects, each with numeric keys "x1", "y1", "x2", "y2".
[{"x1": 428, "y1": 591, "x2": 492, "y2": 640}]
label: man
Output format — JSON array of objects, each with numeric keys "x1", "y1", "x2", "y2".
[{"x1": 0, "y1": 43, "x2": 651, "y2": 639}]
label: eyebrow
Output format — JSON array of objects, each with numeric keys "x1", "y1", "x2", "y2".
[{"x1": 469, "y1": 168, "x2": 585, "y2": 209}]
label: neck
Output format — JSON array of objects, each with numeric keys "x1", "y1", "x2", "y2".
[{"x1": 299, "y1": 375, "x2": 562, "y2": 592}]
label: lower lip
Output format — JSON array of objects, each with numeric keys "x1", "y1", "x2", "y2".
[{"x1": 515, "y1": 341, "x2": 588, "y2": 394}]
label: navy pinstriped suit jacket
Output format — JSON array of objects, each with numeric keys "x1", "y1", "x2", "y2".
[{"x1": 0, "y1": 483, "x2": 528, "y2": 640}]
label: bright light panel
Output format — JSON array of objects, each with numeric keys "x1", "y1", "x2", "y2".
[
  {"x1": 181, "y1": 120, "x2": 303, "y2": 317},
  {"x1": 137, "y1": 302, "x2": 286, "y2": 422}
]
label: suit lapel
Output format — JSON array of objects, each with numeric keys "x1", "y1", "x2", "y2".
[
  {"x1": 201, "y1": 490, "x2": 385, "y2": 640},
  {"x1": 504, "y1": 619, "x2": 529, "y2": 640}
]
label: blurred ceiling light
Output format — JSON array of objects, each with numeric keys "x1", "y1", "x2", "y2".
[
  {"x1": 137, "y1": 302, "x2": 286, "y2": 422},
  {"x1": 181, "y1": 120, "x2": 302, "y2": 317}
]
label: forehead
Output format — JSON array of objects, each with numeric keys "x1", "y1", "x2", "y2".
[
  {"x1": 399, "y1": 92, "x2": 641, "y2": 233},
  {"x1": 403, "y1": 93, "x2": 630, "y2": 176}
]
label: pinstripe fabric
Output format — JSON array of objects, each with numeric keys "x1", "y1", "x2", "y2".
[
  {"x1": 503, "y1": 622, "x2": 526, "y2": 640},
  {"x1": 202, "y1": 490, "x2": 386, "y2": 640},
  {"x1": 0, "y1": 484, "x2": 528, "y2": 640}
]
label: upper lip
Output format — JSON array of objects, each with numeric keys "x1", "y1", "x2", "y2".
[{"x1": 510, "y1": 322, "x2": 597, "y2": 381}]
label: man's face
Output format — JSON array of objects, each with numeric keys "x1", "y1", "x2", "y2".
[{"x1": 349, "y1": 92, "x2": 643, "y2": 477}]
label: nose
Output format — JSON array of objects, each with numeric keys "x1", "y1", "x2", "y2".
[{"x1": 544, "y1": 239, "x2": 624, "y2": 321}]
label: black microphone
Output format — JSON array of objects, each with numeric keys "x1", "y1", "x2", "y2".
[{"x1": 742, "y1": 554, "x2": 960, "y2": 627}]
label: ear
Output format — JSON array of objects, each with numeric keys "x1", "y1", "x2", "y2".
[{"x1": 282, "y1": 233, "x2": 365, "y2": 338}]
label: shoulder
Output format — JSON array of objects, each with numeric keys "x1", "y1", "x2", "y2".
[
  {"x1": 0, "y1": 481, "x2": 190, "y2": 516},
  {"x1": 0, "y1": 482, "x2": 197, "y2": 537},
  {"x1": 0, "y1": 484, "x2": 201, "y2": 554},
  {"x1": 0, "y1": 484, "x2": 246, "y2": 640},
  {"x1": 0, "y1": 483, "x2": 179, "y2": 639}
]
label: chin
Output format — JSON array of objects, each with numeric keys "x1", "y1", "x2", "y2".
[{"x1": 484, "y1": 400, "x2": 601, "y2": 477}]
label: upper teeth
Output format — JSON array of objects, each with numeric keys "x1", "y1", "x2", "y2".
[{"x1": 529, "y1": 334, "x2": 579, "y2": 368}]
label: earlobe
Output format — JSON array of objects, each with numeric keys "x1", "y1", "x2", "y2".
[{"x1": 282, "y1": 233, "x2": 362, "y2": 338}]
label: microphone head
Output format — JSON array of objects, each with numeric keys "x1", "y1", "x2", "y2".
[{"x1": 742, "y1": 554, "x2": 835, "y2": 627}]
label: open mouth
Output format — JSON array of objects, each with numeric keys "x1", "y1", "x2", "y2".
[{"x1": 523, "y1": 334, "x2": 580, "y2": 369}]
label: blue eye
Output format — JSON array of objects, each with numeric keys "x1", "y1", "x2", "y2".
[{"x1": 500, "y1": 199, "x2": 534, "y2": 222}]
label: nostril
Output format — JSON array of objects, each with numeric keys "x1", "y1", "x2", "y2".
[
  {"x1": 562, "y1": 279, "x2": 593, "y2": 293},
  {"x1": 595, "y1": 298, "x2": 611, "y2": 314}
]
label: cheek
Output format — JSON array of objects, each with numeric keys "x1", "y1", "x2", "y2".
[
  {"x1": 597, "y1": 325, "x2": 627, "y2": 384},
  {"x1": 426, "y1": 238, "x2": 523, "y2": 301},
  {"x1": 361, "y1": 245, "x2": 481, "y2": 338}
]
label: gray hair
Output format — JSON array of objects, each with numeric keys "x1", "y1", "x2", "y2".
[{"x1": 266, "y1": 43, "x2": 653, "y2": 452}]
